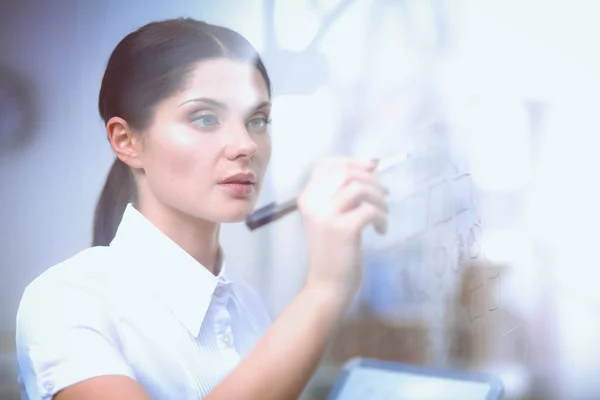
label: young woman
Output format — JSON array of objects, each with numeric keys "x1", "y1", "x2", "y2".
[{"x1": 15, "y1": 18, "x2": 388, "y2": 400}]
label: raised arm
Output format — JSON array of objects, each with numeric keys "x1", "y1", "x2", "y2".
[{"x1": 207, "y1": 158, "x2": 388, "y2": 400}]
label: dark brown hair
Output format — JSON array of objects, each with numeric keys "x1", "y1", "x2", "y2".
[{"x1": 92, "y1": 18, "x2": 272, "y2": 246}]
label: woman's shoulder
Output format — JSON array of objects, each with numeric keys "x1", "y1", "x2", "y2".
[
  {"x1": 24, "y1": 246, "x2": 115, "y2": 295},
  {"x1": 15, "y1": 247, "x2": 137, "y2": 399},
  {"x1": 17, "y1": 246, "x2": 120, "y2": 324}
]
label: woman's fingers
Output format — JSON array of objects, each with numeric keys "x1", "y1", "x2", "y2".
[
  {"x1": 333, "y1": 179, "x2": 388, "y2": 214},
  {"x1": 298, "y1": 156, "x2": 388, "y2": 236},
  {"x1": 331, "y1": 169, "x2": 389, "y2": 235},
  {"x1": 345, "y1": 202, "x2": 388, "y2": 235}
]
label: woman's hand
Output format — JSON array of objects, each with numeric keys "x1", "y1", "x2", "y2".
[{"x1": 298, "y1": 157, "x2": 389, "y2": 303}]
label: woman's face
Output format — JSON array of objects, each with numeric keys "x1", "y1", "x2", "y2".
[{"x1": 136, "y1": 58, "x2": 272, "y2": 223}]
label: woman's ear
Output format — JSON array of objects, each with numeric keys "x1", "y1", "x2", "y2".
[{"x1": 106, "y1": 117, "x2": 144, "y2": 169}]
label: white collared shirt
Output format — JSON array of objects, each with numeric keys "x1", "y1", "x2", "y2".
[{"x1": 16, "y1": 204, "x2": 272, "y2": 399}]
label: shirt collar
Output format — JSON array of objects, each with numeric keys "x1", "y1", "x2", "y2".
[{"x1": 109, "y1": 203, "x2": 230, "y2": 337}]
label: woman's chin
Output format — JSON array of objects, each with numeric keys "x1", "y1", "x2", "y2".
[{"x1": 215, "y1": 204, "x2": 255, "y2": 223}]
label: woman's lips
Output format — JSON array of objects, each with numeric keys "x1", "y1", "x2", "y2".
[{"x1": 219, "y1": 182, "x2": 255, "y2": 197}]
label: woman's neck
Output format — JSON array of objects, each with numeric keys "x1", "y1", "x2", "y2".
[{"x1": 136, "y1": 199, "x2": 222, "y2": 275}]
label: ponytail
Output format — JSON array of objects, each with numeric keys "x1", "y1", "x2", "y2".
[{"x1": 92, "y1": 158, "x2": 136, "y2": 246}]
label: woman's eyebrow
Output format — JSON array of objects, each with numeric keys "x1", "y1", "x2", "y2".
[
  {"x1": 179, "y1": 97, "x2": 228, "y2": 109},
  {"x1": 247, "y1": 101, "x2": 271, "y2": 115},
  {"x1": 180, "y1": 97, "x2": 271, "y2": 114}
]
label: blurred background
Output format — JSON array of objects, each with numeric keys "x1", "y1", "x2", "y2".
[{"x1": 2, "y1": 0, "x2": 600, "y2": 399}]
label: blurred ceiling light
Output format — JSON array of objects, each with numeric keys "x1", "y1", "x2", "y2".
[
  {"x1": 315, "y1": 0, "x2": 347, "y2": 15},
  {"x1": 225, "y1": 0, "x2": 266, "y2": 52},
  {"x1": 274, "y1": 0, "x2": 321, "y2": 52},
  {"x1": 370, "y1": 8, "x2": 418, "y2": 90},
  {"x1": 405, "y1": 0, "x2": 442, "y2": 54},
  {"x1": 318, "y1": 0, "x2": 371, "y2": 86}
]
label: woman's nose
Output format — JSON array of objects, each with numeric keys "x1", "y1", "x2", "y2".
[{"x1": 223, "y1": 125, "x2": 258, "y2": 160}]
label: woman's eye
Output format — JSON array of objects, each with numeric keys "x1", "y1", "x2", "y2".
[
  {"x1": 193, "y1": 114, "x2": 219, "y2": 128},
  {"x1": 247, "y1": 117, "x2": 271, "y2": 131}
]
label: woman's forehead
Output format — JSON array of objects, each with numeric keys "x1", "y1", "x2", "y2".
[{"x1": 177, "y1": 59, "x2": 269, "y2": 108}]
